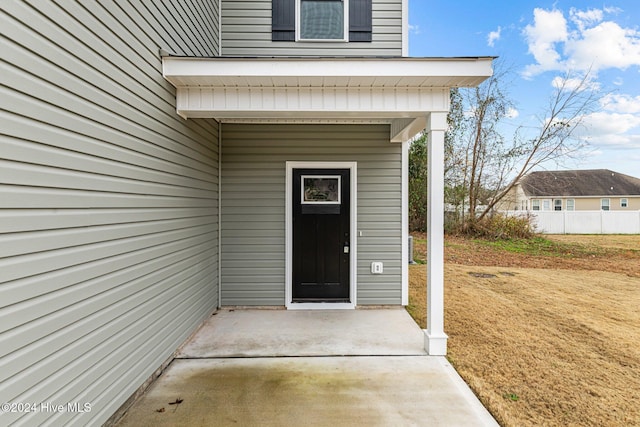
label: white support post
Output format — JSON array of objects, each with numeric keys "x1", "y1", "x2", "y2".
[{"x1": 424, "y1": 112, "x2": 448, "y2": 355}]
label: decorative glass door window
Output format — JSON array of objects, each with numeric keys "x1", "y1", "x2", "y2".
[{"x1": 302, "y1": 175, "x2": 341, "y2": 204}]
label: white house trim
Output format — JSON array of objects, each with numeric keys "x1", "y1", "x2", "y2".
[
  {"x1": 218, "y1": 124, "x2": 222, "y2": 309},
  {"x1": 391, "y1": 117, "x2": 427, "y2": 143},
  {"x1": 285, "y1": 161, "x2": 358, "y2": 310},
  {"x1": 402, "y1": 0, "x2": 409, "y2": 56},
  {"x1": 163, "y1": 57, "x2": 494, "y2": 142},
  {"x1": 163, "y1": 57, "x2": 493, "y2": 84},
  {"x1": 176, "y1": 86, "x2": 450, "y2": 121},
  {"x1": 401, "y1": 139, "x2": 409, "y2": 306},
  {"x1": 425, "y1": 112, "x2": 448, "y2": 355}
]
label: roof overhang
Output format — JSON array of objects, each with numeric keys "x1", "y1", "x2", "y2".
[{"x1": 162, "y1": 57, "x2": 494, "y2": 142}]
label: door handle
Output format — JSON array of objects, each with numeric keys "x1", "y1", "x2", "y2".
[{"x1": 343, "y1": 242, "x2": 349, "y2": 254}]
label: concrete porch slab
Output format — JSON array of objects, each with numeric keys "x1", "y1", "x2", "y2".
[
  {"x1": 117, "y1": 356, "x2": 498, "y2": 427},
  {"x1": 178, "y1": 308, "x2": 427, "y2": 357},
  {"x1": 116, "y1": 308, "x2": 498, "y2": 426}
]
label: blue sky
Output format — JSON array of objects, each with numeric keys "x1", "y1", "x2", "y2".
[{"x1": 408, "y1": 1, "x2": 640, "y2": 178}]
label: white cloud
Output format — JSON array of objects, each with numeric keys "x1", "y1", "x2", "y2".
[
  {"x1": 603, "y1": 6, "x2": 623, "y2": 15},
  {"x1": 569, "y1": 8, "x2": 603, "y2": 31},
  {"x1": 506, "y1": 107, "x2": 519, "y2": 119},
  {"x1": 409, "y1": 24, "x2": 421, "y2": 35},
  {"x1": 565, "y1": 21, "x2": 640, "y2": 72},
  {"x1": 564, "y1": 91, "x2": 640, "y2": 151},
  {"x1": 522, "y1": 7, "x2": 640, "y2": 77},
  {"x1": 518, "y1": 7, "x2": 640, "y2": 157},
  {"x1": 600, "y1": 94, "x2": 640, "y2": 114},
  {"x1": 576, "y1": 94, "x2": 640, "y2": 150},
  {"x1": 584, "y1": 131, "x2": 640, "y2": 150},
  {"x1": 550, "y1": 75, "x2": 600, "y2": 91},
  {"x1": 522, "y1": 8, "x2": 568, "y2": 77},
  {"x1": 487, "y1": 27, "x2": 501, "y2": 47},
  {"x1": 585, "y1": 111, "x2": 640, "y2": 135}
]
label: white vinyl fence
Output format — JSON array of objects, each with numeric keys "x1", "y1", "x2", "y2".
[{"x1": 505, "y1": 211, "x2": 640, "y2": 234}]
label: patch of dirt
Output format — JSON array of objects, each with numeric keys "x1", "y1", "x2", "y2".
[
  {"x1": 408, "y1": 233, "x2": 640, "y2": 427},
  {"x1": 546, "y1": 234, "x2": 640, "y2": 251},
  {"x1": 412, "y1": 233, "x2": 640, "y2": 278},
  {"x1": 468, "y1": 272, "x2": 497, "y2": 278}
]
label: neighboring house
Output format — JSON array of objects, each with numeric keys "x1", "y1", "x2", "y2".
[
  {"x1": 500, "y1": 169, "x2": 640, "y2": 212},
  {"x1": 1, "y1": 1, "x2": 492, "y2": 425}
]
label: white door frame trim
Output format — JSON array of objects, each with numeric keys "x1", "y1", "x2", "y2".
[{"x1": 285, "y1": 161, "x2": 357, "y2": 309}]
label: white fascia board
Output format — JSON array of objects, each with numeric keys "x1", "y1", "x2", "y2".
[{"x1": 162, "y1": 57, "x2": 494, "y2": 87}]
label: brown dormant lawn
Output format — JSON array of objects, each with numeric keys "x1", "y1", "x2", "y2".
[{"x1": 408, "y1": 235, "x2": 640, "y2": 427}]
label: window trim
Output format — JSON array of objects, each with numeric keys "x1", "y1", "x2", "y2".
[
  {"x1": 621, "y1": 198, "x2": 628, "y2": 208},
  {"x1": 296, "y1": 0, "x2": 350, "y2": 42},
  {"x1": 601, "y1": 198, "x2": 610, "y2": 211}
]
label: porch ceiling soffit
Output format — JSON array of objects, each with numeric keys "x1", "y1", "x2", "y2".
[{"x1": 162, "y1": 57, "x2": 494, "y2": 142}]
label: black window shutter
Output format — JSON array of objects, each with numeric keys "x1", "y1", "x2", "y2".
[
  {"x1": 349, "y1": 0, "x2": 372, "y2": 42},
  {"x1": 273, "y1": 0, "x2": 295, "y2": 41},
  {"x1": 273, "y1": 0, "x2": 371, "y2": 42}
]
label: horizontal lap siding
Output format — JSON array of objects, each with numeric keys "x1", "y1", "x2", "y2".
[
  {"x1": 1, "y1": 1, "x2": 220, "y2": 426},
  {"x1": 221, "y1": 124, "x2": 402, "y2": 306},
  {"x1": 221, "y1": 0, "x2": 402, "y2": 56}
]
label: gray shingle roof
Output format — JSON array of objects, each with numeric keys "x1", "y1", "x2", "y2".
[{"x1": 520, "y1": 169, "x2": 640, "y2": 197}]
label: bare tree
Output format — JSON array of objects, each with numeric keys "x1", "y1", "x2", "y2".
[
  {"x1": 446, "y1": 63, "x2": 600, "y2": 230},
  {"x1": 445, "y1": 61, "x2": 515, "y2": 228},
  {"x1": 477, "y1": 70, "x2": 600, "y2": 221}
]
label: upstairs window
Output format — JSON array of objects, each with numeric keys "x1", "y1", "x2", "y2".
[
  {"x1": 532, "y1": 199, "x2": 540, "y2": 211},
  {"x1": 554, "y1": 199, "x2": 562, "y2": 211},
  {"x1": 601, "y1": 198, "x2": 610, "y2": 211},
  {"x1": 273, "y1": 0, "x2": 372, "y2": 42},
  {"x1": 566, "y1": 199, "x2": 575, "y2": 211},
  {"x1": 300, "y1": 0, "x2": 346, "y2": 40},
  {"x1": 621, "y1": 198, "x2": 628, "y2": 208}
]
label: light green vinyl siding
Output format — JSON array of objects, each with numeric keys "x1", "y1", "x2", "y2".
[
  {"x1": 221, "y1": 124, "x2": 402, "y2": 306},
  {"x1": 1, "y1": 1, "x2": 219, "y2": 426},
  {"x1": 221, "y1": 0, "x2": 403, "y2": 56}
]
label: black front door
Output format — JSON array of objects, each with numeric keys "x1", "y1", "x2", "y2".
[{"x1": 292, "y1": 168, "x2": 350, "y2": 302}]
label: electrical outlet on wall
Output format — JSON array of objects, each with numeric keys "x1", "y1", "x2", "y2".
[{"x1": 371, "y1": 262, "x2": 383, "y2": 274}]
